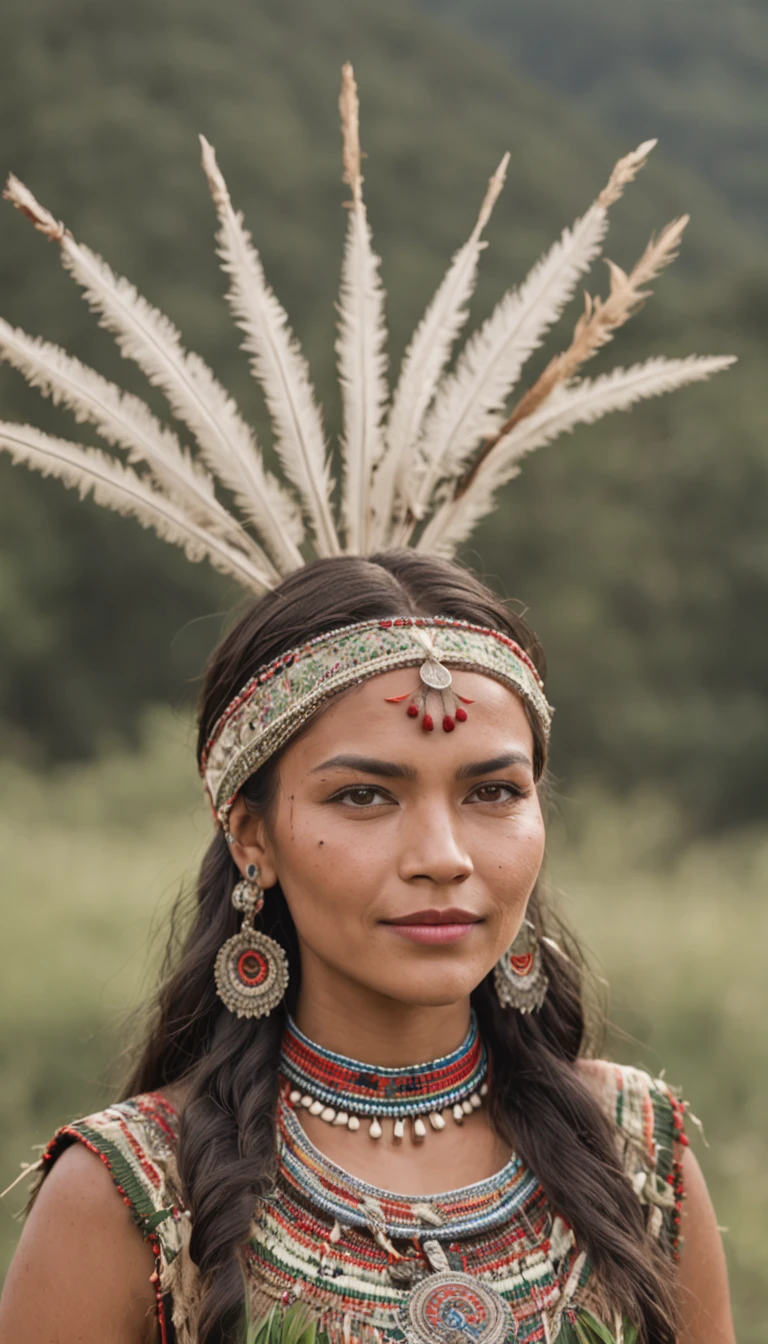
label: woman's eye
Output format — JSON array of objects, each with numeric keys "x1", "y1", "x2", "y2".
[
  {"x1": 469, "y1": 782, "x2": 524, "y2": 804},
  {"x1": 335, "y1": 786, "x2": 391, "y2": 808}
]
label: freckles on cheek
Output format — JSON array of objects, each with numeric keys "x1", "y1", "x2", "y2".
[{"x1": 492, "y1": 830, "x2": 544, "y2": 890}]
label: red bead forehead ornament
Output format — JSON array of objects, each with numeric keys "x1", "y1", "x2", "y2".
[{"x1": 382, "y1": 623, "x2": 474, "y2": 733}]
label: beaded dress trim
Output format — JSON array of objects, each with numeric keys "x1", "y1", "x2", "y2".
[
  {"x1": 276, "y1": 1091, "x2": 537, "y2": 1241},
  {"x1": 256, "y1": 1091, "x2": 587, "y2": 1340}
]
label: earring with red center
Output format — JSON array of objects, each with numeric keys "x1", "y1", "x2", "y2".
[{"x1": 214, "y1": 860, "x2": 289, "y2": 1018}]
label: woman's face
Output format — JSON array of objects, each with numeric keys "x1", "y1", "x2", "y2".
[{"x1": 231, "y1": 668, "x2": 545, "y2": 1009}]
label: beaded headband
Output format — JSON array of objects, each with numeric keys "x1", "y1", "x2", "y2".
[{"x1": 201, "y1": 615, "x2": 552, "y2": 823}]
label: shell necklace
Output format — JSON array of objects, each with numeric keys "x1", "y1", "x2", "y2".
[{"x1": 279, "y1": 1012, "x2": 488, "y2": 1143}]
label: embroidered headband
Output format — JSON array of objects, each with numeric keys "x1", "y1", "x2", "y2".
[{"x1": 201, "y1": 616, "x2": 552, "y2": 823}]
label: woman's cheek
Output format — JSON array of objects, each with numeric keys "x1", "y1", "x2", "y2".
[{"x1": 288, "y1": 837, "x2": 372, "y2": 933}]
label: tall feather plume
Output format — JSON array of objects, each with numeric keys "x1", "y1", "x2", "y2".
[
  {"x1": 417, "y1": 212, "x2": 701, "y2": 555},
  {"x1": 397, "y1": 140, "x2": 658, "y2": 546},
  {"x1": 0, "y1": 422, "x2": 275, "y2": 591},
  {"x1": 0, "y1": 318, "x2": 274, "y2": 574},
  {"x1": 0, "y1": 83, "x2": 735, "y2": 590},
  {"x1": 417, "y1": 355, "x2": 735, "y2": 558},
  {"x1": 366, "y1": 154, "x2": 510, "y2": 551},
  {"x1": 3, "y1": 174, "x2": 304, "y2": 576},
  {"x1": 495, "y1": 215, "x2": 691, "y2": 438},
  {"x1": 199, "y1": 136, "x2": 340, "y2": 558},
  {"x1": 336, "y1": 63, "x2": 389, "y2": 553}
]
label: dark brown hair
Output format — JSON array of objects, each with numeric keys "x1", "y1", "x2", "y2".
[{"x1": 125, "y1": 551, "x2": 676, "y2": 1343}]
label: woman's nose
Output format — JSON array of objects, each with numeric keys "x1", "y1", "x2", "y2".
[{"x1": 397, "y1": 804, "x2": 474, "y2": 885}]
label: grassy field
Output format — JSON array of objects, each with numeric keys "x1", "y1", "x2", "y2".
[{"x1": 1, "y1": 711, "x2": 765, "y2": 1339}]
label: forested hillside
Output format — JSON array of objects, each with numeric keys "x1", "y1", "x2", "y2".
[
  {"x1": 0, "y1": 0, "x2": 766, "y2": 830},
  {"x1": 421, "y1": 0, "x2": 768, "y2": 237}
]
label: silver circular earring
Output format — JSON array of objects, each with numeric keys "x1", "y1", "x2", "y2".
[
  {"x1": 214, "y1": 862, "x2": 289, "y2": 1019},
  {"x1": 493, "y1": 918, "x2": 549, "y2": 1014}
]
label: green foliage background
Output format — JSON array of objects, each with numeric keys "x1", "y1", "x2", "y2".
[
  {"x1": 0, "y1": 0, "x2": 766, "y2": 1338},
  {"x1": 421, "y1": 0, "x2": 768, "y2": 238}
]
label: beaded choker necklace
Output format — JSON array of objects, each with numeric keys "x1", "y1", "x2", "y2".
[{"x1": 280, "y1": 1013, "x2": 488, "y2": 1142}]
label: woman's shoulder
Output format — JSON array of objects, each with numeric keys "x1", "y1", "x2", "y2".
[
  {"x1": 578, "y1": 1057, "x2": 688, "y2": 1255},
  {"x1": 36, "y1": 1091, "x2": 188, "y2": 1266},
  {"x1": 578, "y1": 1058, "x2": 687, "y2": 1154},
  {"x1": 1, "y1": 1140, "x2": 161, "y2": 1343},
  {"x1": 1, "y1": 1094, "x2": 185, "y2": 1343}
]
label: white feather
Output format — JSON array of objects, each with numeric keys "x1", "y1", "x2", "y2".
[
  {"x1": 335, "y1": 67, "x2": 389, "y2": 556},
  {"x1": 200, "y1": 137, "x2": 339, "y2": 557},
  {"x1": 337, "y1": 200, "x2": 389, "y2": 554},
  {"x1": 405, "y1": 201, "x2": 612, "y2": 539},
  {"x1": 3, "y1": 175, "x2": 304, "y2": 576},
  {"x1": 61, "y1": 242, "x2": 305, "y2": 573},
  {"x1": 369, "y1": 155, "x2": 509, "y2": 550},
  {"x1": 418, "y1": 355, "x2": 736, "y2": 558},
  {"x1": 0, "y1": 317, "x2": 272, "y2": 572},
  {"x1": 0, "y1": 422, "x2": 275, "y2": 592}
]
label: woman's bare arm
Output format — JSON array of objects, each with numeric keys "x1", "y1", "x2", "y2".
[
  {"x1": 0, "y1": 1142, "x2": 159, "y2": 1344},
  {"x1": 678, "y1": 1146, "x2": 735, "y2": 1344}
]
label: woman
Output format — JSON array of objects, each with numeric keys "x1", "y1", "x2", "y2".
[
  {"x1": 0, "y1": 66, "x2": 735, "y2": 1344},
  {"x1": 0, "y1": 553, "x2": 735, "y2": 1344}
]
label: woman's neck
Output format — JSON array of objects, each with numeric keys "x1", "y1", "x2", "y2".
[
  {"x1": 294, "y1": 962, "x2": 472, "y2": 1067},
  {"x1": 288, "y1": 964, "x2": 506, "y2": 1197}
]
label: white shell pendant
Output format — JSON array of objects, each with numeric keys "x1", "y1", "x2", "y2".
[
  {"x1": 289, "y1": 1088, "x2": 488, "y2": 1144},
  {"x1": 288, "y1": 1087, "x2": 487, "y2": 1142}
]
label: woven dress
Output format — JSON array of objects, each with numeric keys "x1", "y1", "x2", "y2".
[{"x1": 34, "y1": 1063, "x2": 687, "y2": 1344}]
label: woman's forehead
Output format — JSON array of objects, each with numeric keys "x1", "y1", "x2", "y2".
[{"x1": 281, "y1": 668, "x2": 536, "y2": 769}]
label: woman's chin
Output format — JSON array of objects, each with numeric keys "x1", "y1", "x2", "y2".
[{"x1": 366, "y1": 965, "x2": 490, "y2": 1008}]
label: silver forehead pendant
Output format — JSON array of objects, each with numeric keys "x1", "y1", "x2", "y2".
[{"x1": 384, "y1": 629, "x2": 473, "y2": 733}]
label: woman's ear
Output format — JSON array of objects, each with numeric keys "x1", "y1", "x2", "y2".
[{"x1": 225, "y1": 794, "x2": 278, "y2": 888}]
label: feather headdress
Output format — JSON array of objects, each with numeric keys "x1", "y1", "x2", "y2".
[{"x1": 0, "y1": 65, "x2": 733, "y2": 592}]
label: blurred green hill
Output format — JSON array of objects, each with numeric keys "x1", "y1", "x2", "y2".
[
  {"x1": 421, "y1": 0, "x2": 768, "y2": 238},
  {"x1": 0, "y1": 0, "x2": 767, "y2": 833}
]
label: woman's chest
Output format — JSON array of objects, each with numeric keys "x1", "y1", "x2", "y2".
[{"x1": 245, "y1": 1157, "x2": 593, "y2": 1343}]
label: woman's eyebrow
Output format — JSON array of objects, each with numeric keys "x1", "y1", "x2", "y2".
[
  {"x1": 455, "y1": 751, "x2": 532, "y2": 778},
  {"x1": 311, "y1": 754, "x2": 417, "y2": 778},
  {"x1": 311, "y1": 751, "x2": 531, "y2": 779}
]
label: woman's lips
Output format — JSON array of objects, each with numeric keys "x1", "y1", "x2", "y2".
[{"x1": 382, "y1": 908, "x2": 481, "y2": 945}]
